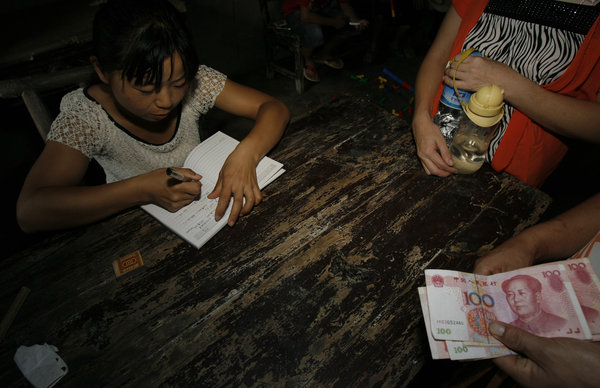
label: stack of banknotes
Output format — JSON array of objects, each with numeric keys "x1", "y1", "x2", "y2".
[{"x1": 419, "y1": 257, "x2": 600, "y2": 361}]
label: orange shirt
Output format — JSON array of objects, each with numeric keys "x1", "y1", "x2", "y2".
[{"x1": 434, "y1": 0, "x2": 600, "y2": 186}]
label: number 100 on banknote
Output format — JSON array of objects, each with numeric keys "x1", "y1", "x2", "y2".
[
  {"x1": 425, "y1": 270, "x2": 500, "y2": 344},
  {"x1": 425, "y1": 264, "x2": 591, "y2": 345}
]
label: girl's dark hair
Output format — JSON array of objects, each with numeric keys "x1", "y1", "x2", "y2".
[{"x1": 93, "y1": 0, "x2": 199, "y2": 87}]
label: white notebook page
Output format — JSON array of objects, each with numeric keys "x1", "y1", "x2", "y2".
[{"x1": 142, "y1": 131, "x2": 284, "y2": 249}]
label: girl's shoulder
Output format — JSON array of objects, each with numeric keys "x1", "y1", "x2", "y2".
[
  {"x1": 187, "y1": 65, "x2": 228, "y2": 114},
  {"x1": 60, "y1": 87, "x2": 95, "y2": 106},
  {"x1": 194, "y1": 65, "x2": 227, "y2": 92},
  {"x1": 57, "y1": 88, "x2": 105, "y2": 118},
  {"x1": 46, "y1": 87, "x2": 108, "y2": 159}
]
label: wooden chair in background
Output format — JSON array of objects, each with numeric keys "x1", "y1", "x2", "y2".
[
  {"x1": 0, "y1": 65, "x2": 95, "y2": 141},
  {"x1": 258, "y1": 0, "x2": 305, "y2": 94}
]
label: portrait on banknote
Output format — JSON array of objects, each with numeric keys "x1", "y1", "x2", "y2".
[
  {"x1": 425, "y1": 264, "x2": 591, "y2": 343},
  {"x1": 501, "y1": 274, "x2": 568, "y2": 335}
]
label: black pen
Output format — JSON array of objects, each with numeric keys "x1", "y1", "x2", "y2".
[{"x1": 166, "y1": 167, "x2": 190, "y2": 182}]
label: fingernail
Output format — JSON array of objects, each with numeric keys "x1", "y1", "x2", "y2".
[{"x1": 489, "y1": 321, "x2": 505, "y2": 336}]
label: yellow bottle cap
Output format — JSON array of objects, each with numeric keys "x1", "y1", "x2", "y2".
[{"x1": 465, "y1": 84, "x2": 505, "y2": 127}]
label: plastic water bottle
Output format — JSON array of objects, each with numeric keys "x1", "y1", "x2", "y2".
[
  {"x1": 433, "y1": 51, "x2": 482, "y2": 145},
  {"x1": 449, "y1": 84, "x2": 505, "y2": 174}
]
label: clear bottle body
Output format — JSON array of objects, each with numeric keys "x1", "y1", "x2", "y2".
[
  {"x1": 433, "y1": 85, "x2": 476, "y2": 146},
  {"x1": 433, "y1": 101, "x2": 462, "y2": 146},
  {"x1": 449, "y1": 115, "x2": 499, "y2": 174}
]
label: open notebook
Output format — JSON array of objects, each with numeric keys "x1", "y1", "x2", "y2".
[{"x1": 142, "y1": 131, "x2": 285, "y2": 249}]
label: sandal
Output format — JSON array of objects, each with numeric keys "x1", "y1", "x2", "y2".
[
  {"x1": 303, "y1": 64, "x2": 320, "y2": 82},
  {"x1": 315, "y1": 57, "x2": 344, "y2": 69}
]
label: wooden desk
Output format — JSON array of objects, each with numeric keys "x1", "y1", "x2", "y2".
[{"x1": 0, "y1": 96, "x2": 550, "y2": 387}]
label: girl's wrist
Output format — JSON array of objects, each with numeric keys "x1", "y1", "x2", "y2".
[
  {"x1": 412, "y1": 109, "x2": 433, "y2": 130},
  {"x1": 127, "y1": 173, "x2": 154, "y2": 206},
  {"x1": 234, "y1": 140, "x2": 261, "y2": 166},
  {"x1": 493, "y1": 64, "x2": 523, "y2": 103}
]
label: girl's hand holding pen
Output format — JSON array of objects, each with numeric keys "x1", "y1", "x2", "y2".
[
  {"x1": 165, "y1": 167, "x2": 202, "y2": 184},
  {"x1": 166, "y1": 167, "x2": 191, "y2": 182},
  {"x1": 149, "y1": 167, "x2": 202, "y2": 212}
]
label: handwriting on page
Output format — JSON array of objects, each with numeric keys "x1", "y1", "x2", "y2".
[{"x1": 141, "y1": 194, "x2": 230, "y2": 248}]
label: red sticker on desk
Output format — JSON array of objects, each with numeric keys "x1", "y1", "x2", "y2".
[{"x1": 112, "y1": 251, "x2": 144, "y2": 277}]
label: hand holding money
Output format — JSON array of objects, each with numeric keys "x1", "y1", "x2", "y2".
[
  {"x1": 419, "y1": 257, "x2": 600, "y2": 361},
  {"x1": 488, "y1": 320, "x2": 600, "y2": 387}
]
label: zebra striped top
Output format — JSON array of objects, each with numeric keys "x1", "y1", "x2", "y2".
[{"x1": 459, "y1": 0, "x2": 599, "y2": 162}]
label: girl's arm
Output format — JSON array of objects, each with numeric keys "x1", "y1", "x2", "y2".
[
  {"x1": 17, "y1": 141, "x2": 202, "y2": 233},
  {"x1": 446, "y1": 56, "x2": 600, "y2": 143},
  {"x1": 411, "y1": 6, "x2": 461, "y2": 177},
  {"x1": 209, "y1": 79, "x2": 289, "y2": 226}
]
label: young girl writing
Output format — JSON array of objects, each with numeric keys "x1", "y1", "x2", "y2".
[{"x1": 16, "y1": 0, "x2": 289, "y2": 232}]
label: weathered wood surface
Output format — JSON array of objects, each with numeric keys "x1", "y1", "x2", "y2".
[{"x1": 0, "y1": 96, "x2": 550, "y2": 387}]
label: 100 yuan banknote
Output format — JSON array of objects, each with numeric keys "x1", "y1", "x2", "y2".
[
  {"x1": 570, "y1": 230, "x2": 600, "y2": 277},
  {"x1": 418, "y1": 287, "x2": 450, "y2": 359},
  {"x1": 425, "y1": 263, "x2": 591, "y2": 345},
  {"x1": 418, "y1": 287, "x2": 514, "y2": 360},
  {"x1": 556, "y1": 258, "x2": 600, "y2": 339},
  {"x1": 446, "y1": 340, "x2": 514, "y2": 361}
]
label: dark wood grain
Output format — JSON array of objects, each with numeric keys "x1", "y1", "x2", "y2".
[{"x1": 0, "y1": 96, "x2": 550, "y2": 387}]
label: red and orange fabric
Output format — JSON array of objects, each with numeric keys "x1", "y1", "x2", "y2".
[{"x1": 431, "y1": 0, "x2": 600, "y2": 187}]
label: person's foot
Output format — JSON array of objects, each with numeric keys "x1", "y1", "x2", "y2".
[
  {"x1": 314, "y1": 57, "x2": 344, "y2": 69},
  {"x1": 303, "y1": 64, "x2": 319, "y2": 82}
]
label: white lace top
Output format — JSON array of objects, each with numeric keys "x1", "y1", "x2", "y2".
[{"x1": 46, "y1": 65, "x2": 227, "y2": 183}]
